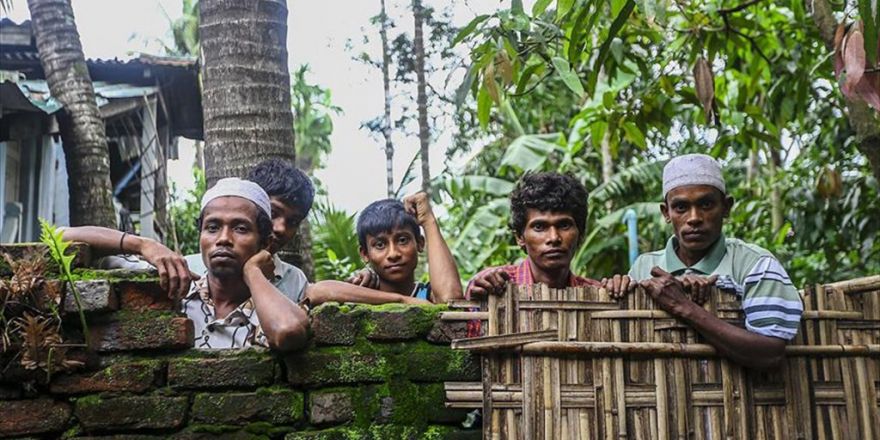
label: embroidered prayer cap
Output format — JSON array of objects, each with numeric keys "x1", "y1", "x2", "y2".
[
  {"x1": 200, "y1": 177, "x2": 272, "y2": 219},
  {"x1": 662, "y1": 153, "x2": 726, "y2": 198}
]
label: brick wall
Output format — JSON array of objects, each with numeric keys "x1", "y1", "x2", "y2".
[{"x1": 0, "y1": 245, "x2": 481, "y2": 440}]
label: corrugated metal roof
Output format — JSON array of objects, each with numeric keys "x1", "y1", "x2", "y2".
[{"x1": 4, "y1": 79, "x2": 158, "y2": 114}]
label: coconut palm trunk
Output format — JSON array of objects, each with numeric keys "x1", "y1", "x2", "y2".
[
  {"x1": 200, "y1": 0, "x2": 295, "y2": 185},
  {"x1": 379, "y1": 0, "x2": 395, "y2": 197},
  {"x1": 413, "y1": 0, "x2": 431, "y2": 195},
  {"x1": 200, "y1": 0, "x2": 312, "y2": 272},
  {"x1": 27, "y1": 0, "x2": 117, "y2": 227}
]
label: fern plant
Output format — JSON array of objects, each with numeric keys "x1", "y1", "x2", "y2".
[{"x1": 39, "y1": 219, "x2": 89, "y2": 345}]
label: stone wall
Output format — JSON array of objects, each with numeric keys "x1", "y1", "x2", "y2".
[{"x1": 0, "y1": 246, "x2": 481, "y2": 439}]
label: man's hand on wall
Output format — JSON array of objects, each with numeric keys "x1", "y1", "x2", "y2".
[
  {"x1": 678, "y1": 274, "x2": 718, "y2": 305},
  {"x1": 600, "y1": 274, "x2": 637, "y2": 300},
  {"x1": 467, "y1": 268, "x2": 511, "y2": 298},
  {"x1": 346, "y1": 268, "x2": 381, "y2": 289},
  {"x1": 140, "y1": 239, "x2": 198, "y2": 300},
  {"x1": 639, "y1": 266, "x2": 696, "y2": 317}
]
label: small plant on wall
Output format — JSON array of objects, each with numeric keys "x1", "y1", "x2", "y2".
[{"x1": 0, "y1": 221, "x2": 86, "y2": 383}]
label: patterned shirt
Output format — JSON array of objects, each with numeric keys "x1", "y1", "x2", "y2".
[
  {"x1": 465, "y1": 258, "x2": 601, "y2": 336},
  {"x1": 629, "y1": 235, "x2": 803, "y2": 340},
  {"x1": 186, "y1": 253, "x2": 307, "y2": 302},
  {"x1": 181, "y1": 277, "x2": 268, "y2": 349}
]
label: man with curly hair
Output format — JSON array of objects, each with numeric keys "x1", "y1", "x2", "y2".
[{"x1": 466, "y1": 172, "x2": 602, "y2": 301}]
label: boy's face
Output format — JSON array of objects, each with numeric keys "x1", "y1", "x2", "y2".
[
  {"x1": 359, "y1": 226, "x2": 424, "y2": 284},
  {"x1": 267, "y1": 196, "x2": 303, "y2": 253},
  {"x1": 516, "y1": 209, "x2": 580, "y2": 275}
]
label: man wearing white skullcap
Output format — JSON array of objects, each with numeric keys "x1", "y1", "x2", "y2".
[
  {"x1": 602, "y1": 154, "x2": 803, "y2": 370},
  {"x1": 61, "y1": 177, "x2": 310, "y2": 351}
]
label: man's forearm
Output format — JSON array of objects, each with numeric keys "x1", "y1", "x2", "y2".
[
  {"x1": 62, "y1": 226, "x2": 146, "y2": 256},
  {"x1": 308, "y1": 281, "x2": 412, "y2": 305},
  {"x1": 245, "y1": 268, "x2": 309, "y2": 351},
  {"x1": 422, "y1": 217, "x2": 463, "y2": 303},
  {"x1": 677, "y1": 303, "x2": 786, "y2": 369}
]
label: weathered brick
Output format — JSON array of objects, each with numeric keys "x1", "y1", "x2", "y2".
[
  {"x1": 50, "y1": 360, "x2": 162, "y2": 394},
  {"x1": 426, "y1": 320, "x2": 469, "y2": 344},
  {"x1": 363, "y1": 305, "x2": 444, "y2": 341},
  {"x1": 400, "y1": 343, "x2": 480, "y2": 382},
  {"x1": 0, "y1": 242, "x2": 91, "y2": 276},
  {"x1": 285, "y1": 348, "x2": 387, "y2": 387},
  {"x1": 284, "y1": 425, "x2": 477, "y2": 440},
  {"x1": 168, "y1": 351, "x2": 275, "y2": 389},
  {"x1": 0, "y1": 398, "x2": 72, "y2": 437},
  {"x1": 192, "y1": 388, "x2": 303, "y2": 424},
  {"x1": 74, "y1": 395, "x2": 188, "y2": 431},
  {"x1": 89, "y1": 311, "x2": 193, "y2": 352},
  {"x1": 308, "y1": 390, "x2": 353, "y2": 425},
  {"x1": 64, "y1": 280, "x2": 117, "y2": 314},
  {"x1": 310, "y1": 303, "x2": 364, "y2": 345},
  {"x1": 117, "y1": 280, "x2": 174, "y2": 311},
  {"x1": 0, "y1": 384, "x2": 22, "y2": 399}
]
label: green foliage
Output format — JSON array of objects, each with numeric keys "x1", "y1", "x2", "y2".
[
  {"x1": 39, "y1": 219, "x2": 88, "y2": 343},
  {"x1": 310, "y1": 198, "x2": 363, "y2": 281},
  {"x1": 169, "y1": 167, "x2": 207, "y2": 256},
  {"x1": 439, "y1": 0, "x2": 880, "y2": 285},
  {"x1": 292, "y1": 65, "x2": 342, "y2": 172}
]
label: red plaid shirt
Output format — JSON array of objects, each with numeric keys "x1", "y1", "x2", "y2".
[{"x1": 464, "y1": 258, "x2": 600, "y2": 337}]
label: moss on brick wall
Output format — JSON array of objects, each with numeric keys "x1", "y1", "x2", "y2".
[{"x1": 0, "y1": 245, "x2": 480, "y2": 439}]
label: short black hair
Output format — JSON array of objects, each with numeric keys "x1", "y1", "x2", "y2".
[
  {"x1": 357, "y1": 199, "x2": 422, "y2": 249},
  {"x1": 247, "y1": 159, "x2": 315, "y2": 220},
  {"x1": 198, "y1": 207, "x2": 273, "y2": 249},
  {"x1": 509, "y1": 172, "x2": 588, "y2": 237}
]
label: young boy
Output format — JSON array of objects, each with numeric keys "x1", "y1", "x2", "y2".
[{"x1": 306, "y1": 192, "x2": 463, "y2": 305}]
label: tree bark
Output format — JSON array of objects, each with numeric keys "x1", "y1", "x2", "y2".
[
  {"x1": 379, "y1": 0, "x2": 395, "y2": 197},
  {"x1": 200, "y1": 0, "x2": 295, "y2": 186},
  {"x1": 810, "y1": 0, "x2": 880, "y2": 182},
  {"x1": 413, "y1": 0, "x2": 431, "y2": 195},
  {"x1": 27, "y1": 0, "x2": 117, "y2": 228}
]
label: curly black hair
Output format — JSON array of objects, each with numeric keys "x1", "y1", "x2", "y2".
[
  {"x1": 247, "y1": 159, "x2": 315, "y2": 221},
  {"x1": 509, "y1": 172, "x2": 589, "y2": 238}
]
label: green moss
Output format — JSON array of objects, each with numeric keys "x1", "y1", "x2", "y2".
[
  {"x1": 61, "y1": 424, "x2": 82, "y2": 439},
  {"x1": 75, "y1": 394, "x2": 102, "y2": 406},
  {"x1": 68, "y1": 268, "x2": 160, "y2": 282},
  {"x1": 244, "y1": 421, "x2": 293, "y2": 436},
  {"x1": 188, "y1": 423, "x2": 241, "y2": 434}
]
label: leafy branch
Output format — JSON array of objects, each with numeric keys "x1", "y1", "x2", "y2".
[{"x1": 39, "y1": 219, "x2": 89, "y2": 346}]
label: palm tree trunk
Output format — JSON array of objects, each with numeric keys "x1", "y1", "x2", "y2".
[
  {"x1": 379, "y1": 0, "x2": 395, "y2": 197},
  {"x1": 200, "y1": 0, "x2": 295, "y2": 186},
  {"x1": 413, "y1": 0, "x2": 431, "y2": 195},
  {"x1": 27, "y1": 0, "x2": 117, "y2": 228}
]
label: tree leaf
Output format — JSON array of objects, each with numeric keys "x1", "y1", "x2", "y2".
[
  {"x1": 858, "y1": 3, "x2": 878, "y2": 65},
  {"x1": 532, "y1": 0, "x2": 553, "y2": 16},
  {"x1": 557, "y1": 0, "x2": 575, "y2": 20},
  {"x1": 477, "y1": 85, "x2": 492, "y2": 129},
  {"x1": 551, "y1": 56, "x2": 585, "y2": 98},
  {"x1": 622, "y1": 121, "x2": 647, "y2": 149},
  {"x1": 515, "y1": 63, "x2": 544, "y2": 94},
  {"x1": 587, "y1": 0, "x2": 636, "y2": 94},
  {"x1": 693, "y1": 57, "x2": 715, "y2": 119},
  {"x1": 453, "y1": 15, "x2": 490, "y2": 46},
  {"x1": 843, "y1": 29, "x2": 866, "y2": 95}
]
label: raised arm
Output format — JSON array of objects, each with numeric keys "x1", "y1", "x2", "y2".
[
  {"x1": 640, "y1": 266, "x2": 786, "y2": 369},
  {"x1": 306, "y1": 280, "x2": 431, "y2": 306},
  {"x1": 243, "y1": 250, "x2": 310, "y2": 351},
  {"x1": 403, "y1": 192, "x2": 463, "y2": 303},
  {"x1": 61, "y1": 226, "x2": 195, "y2": 299}
]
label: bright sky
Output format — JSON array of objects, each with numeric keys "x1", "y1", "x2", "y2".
[{"x1": 3, "y1": 0, "x2": 506, "y2": 214}]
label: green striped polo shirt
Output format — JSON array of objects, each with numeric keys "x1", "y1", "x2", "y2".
[{"x1": 629, "y1": 235, "x2": 803, "y2": 340}]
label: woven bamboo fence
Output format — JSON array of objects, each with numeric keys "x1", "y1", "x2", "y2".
[{"x1": 443, "y1": 275, "x2": 880, "y2": 440}]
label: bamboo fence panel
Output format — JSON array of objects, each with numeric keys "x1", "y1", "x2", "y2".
[{"x1": 446, "y1": 276, "x2": 880, "y2": 440}]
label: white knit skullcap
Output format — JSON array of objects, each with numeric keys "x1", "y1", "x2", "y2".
[
  {"x1": 200, "y1": 177, "x2": 271, "y2": 219},
  {"x1": 662, "y1": 154, "x2": 726, "y2": 198}
]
